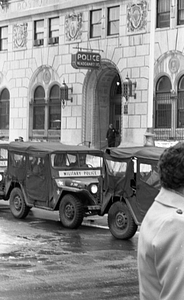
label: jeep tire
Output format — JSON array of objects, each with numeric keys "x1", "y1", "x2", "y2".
[
  {"x1": 59, "y1": 194, "x2": 84, "y2": 229},
  {"x1": 10, "y1": 188, "x2": 30, "y2": 219},
  {"x1": 108, "y1": 201, "x2": 137, "y2": 240}
]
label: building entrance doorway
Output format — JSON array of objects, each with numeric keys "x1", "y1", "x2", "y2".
[{"x1": 83, "y1": 61, "x2": 122, "y2": 149}]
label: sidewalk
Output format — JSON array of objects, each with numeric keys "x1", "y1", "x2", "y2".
[{"x1": 82, "y1": 214, "x2": 108, "y2": 229}]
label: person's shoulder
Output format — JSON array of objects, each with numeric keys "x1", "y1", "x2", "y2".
[{"x1": 151, "y1": 208, "x2": 184, "y2": 243}]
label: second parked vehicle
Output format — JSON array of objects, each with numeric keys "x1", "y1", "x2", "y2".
[{"x1": 102, "y1": 146, "x2": 165, "y2": 239}]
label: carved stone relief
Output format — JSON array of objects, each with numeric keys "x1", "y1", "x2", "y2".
[
  {"x1": 43, "y1": 68, "x2": 51, "y2": 84},
  {"x1": 169, "y1": 56, "x2": 180, "y2": 74},
  {"x1": 127, "y1": 1, "x2": 148, "y2": 33},
  {"x1": 13, "y1": 23, "x2": 28, "y2": 48},
  {"x1": 65, "y1": 12, "x2": 82, "y2": 41}
]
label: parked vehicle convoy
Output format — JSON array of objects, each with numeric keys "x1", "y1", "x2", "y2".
[
  {"x1": 102, "y1": 146, "x2": 166, "y2": 239},
  {"x1": 0, "y1": 141, "x2": 104, "y2": 229},
  {"x1": 0, "y1": 141, "x2": 166, "y2": 240}
]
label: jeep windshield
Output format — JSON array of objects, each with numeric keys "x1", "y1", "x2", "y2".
[
  {"x1": 51, "y1": 152, "x2": 103, "y2": 177},
  {"x1": 0, "y1": 146, "x2": 8, "y2": 171},
  {"x1": 105, "y1": 159, "x2": 127, "y2": 177}
]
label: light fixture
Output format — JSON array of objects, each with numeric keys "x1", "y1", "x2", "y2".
[
  {"x1": 122, "y1": 74, "x2": 137, "y2": 101},
  {"x1": 60, "y1": 80, "x2": 73, "y2": 108},
  {"x1": 170, "y1": 89, "x2": 176, "y2": 98}
]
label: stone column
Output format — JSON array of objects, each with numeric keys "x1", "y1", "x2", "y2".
[{"x1": 146, "y1": 0, "x2": 156, "y2": 138}]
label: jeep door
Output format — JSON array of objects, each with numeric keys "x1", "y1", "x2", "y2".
[
  {"x1": 102, "y1": 157, "x2": 134, "y2": 214},
  {"x1": 25, "y1": 154, "x2": 50, "y2": 204},
  {"x1": 135, "y1": 159, "x2": 160, "y2": 222}
]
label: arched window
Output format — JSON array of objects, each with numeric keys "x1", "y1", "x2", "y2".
[
  {"x1": 49, "y1": 85, "x2": 61, "y2": 129},
  {"x1": 177, "y1": 76, "x2": 184, "y2": 128},
  {"x1": 33, "y1": 86, "x2": 45, "y2": 130},
  {"x1": 155, "y1": 76, "x2": 172, "y2": 128},
  {"x1": 0, "y1": 88, "x2": 9, "y2": 129}
]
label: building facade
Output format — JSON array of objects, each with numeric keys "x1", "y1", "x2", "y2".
[{"x1": 0, "y1": 0, "x2": 183, "y2": 148}]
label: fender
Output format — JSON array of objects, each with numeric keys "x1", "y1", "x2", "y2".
[
  {"x1": 124, "y1": 197, "x2": 140, "y2": 225},
  {"x1": 101, "y1": 191, "x2": 112, "y2": 215},
  {"x1": 53, "y1": 186, "x2": 98, "y2": 210}
]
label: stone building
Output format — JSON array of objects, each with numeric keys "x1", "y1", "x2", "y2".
[{"x1": 0, "y1": 0, "x2": 183, "y2": 148}]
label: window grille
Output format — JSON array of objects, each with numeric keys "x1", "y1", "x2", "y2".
[
  {"x1": 0, "y1": 88, "x2": 9, "y2": 129},
  {"x1": 33, "y1": 86, "x2": 45, "y2": 130},
  {"x1": 49, "y1": 85, "x2": 61, "y2": 130}
]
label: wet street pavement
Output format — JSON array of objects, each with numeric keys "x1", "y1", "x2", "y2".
[{"x1": 0, "y1": 201, "x2": 139, "y2": 300}]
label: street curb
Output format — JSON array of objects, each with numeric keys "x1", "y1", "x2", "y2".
[{"x1": 82, "y1": 215, "x2": 109, "y2": 229}]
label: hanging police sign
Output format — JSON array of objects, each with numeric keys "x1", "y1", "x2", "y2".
[{"x1": 71, "y1": 51, "x2": 101, "y2": 69}]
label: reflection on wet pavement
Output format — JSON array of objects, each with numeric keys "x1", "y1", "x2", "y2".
[{"x1": 0, "y1": 202, "x2": 139, "y2": 300}]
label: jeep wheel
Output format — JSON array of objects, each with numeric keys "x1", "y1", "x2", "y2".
[
  {"x1": 10, "y1": 188, "x2": 30, "y2": 219},
  {"x1": 59, "y1": 194, "x2": 84, "y2": 229},
  {"x1": 108, "y1": 202, "x2": 137, "y2": 240}
]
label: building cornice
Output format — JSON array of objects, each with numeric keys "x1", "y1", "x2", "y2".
[{"x1": 0, "y1": 0, "x2": 117, "y2": 22}]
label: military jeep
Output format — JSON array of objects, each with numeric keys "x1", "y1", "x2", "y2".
[
  {"x1": 102, "y1": 146, "x2": 165, "y2": 240},
  {"x1": 1, "y1": 141, "x2": 103, "y2": 229}
]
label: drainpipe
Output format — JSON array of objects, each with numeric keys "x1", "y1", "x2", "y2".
[{"x1": 145, "y1": 0, "x2": 156, "y2": 146}]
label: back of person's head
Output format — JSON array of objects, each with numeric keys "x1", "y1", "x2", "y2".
[
  {"x1": 79, "y1": 154, "x2": 85, "y2": 160},
  {"x1": 54, "y1": 154, "x2": 64, "y2": 166},
  {"x1": 158, "y1": 143, "x2": 184, "y2": 190},
  {"x1": 79, "y1": 154, "x2": 86, "y2": 165}
]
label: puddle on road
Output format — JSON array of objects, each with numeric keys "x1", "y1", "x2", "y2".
[
  {"x1": 38, "y1": 249, "x2": 69, "y2": 255},
  {"x1": 0, "y1": 220, "x2": 137, "y2": 270},
  {"x1": 1, "y1": 262, "x2": 34, "y2": 269}
]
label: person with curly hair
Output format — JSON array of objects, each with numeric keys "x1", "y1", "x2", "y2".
[{"x1": 138, "y1": 142, "x2": 184, "y2": 300}]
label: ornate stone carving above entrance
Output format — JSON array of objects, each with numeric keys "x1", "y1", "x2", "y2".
[
  {"x1": 65, "y1": 12, "x2": 82, "y2": 41},
  {"x1": 43, "y1": 68, "x2": 51, "y2": 84},
  {"x1": 169, "y1": 56, "x2": 180, "y2": 74},
  {"x1": 13, "y1": 23, "x2": 28, "y2": 48},
  {"x1": 154, "y1": 51, "x2": 184, "y2": 79},
  {"x1": 127, "y1": 1, "x2": 148, "y2": 33},
  {"x1": 154, "y1": 51, "x2": 184, "y2": 97}
]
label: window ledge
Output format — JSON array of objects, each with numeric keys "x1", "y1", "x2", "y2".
[
  {"x1": 89, "y1": 37, "x2": 101, "y2": 40},
  {"x1": 155, "y1": 27, "x2": 170, "y2": 31},
  {"x1": 106, "y1": 34, "x2": 119, "y2": 38},
  {"x1": 176, "y1": 24, "x2": 184, "y2": 29}
]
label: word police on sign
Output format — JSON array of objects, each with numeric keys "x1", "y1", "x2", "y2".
[{"x1": 71, "y1": 51, "x2": 101, "y2": 69}]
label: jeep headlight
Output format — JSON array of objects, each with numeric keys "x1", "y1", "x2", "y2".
[
  {"x1": 0, "y1": 174, "x2": 2, "y2": 181},
  {"x1": 90, "y1": 184, "x2": 98, "y2": 194}
]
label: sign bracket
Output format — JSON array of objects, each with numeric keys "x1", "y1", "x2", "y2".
[{"x1": 73, "y1": 47, "x2": 104, "y2": 52}]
